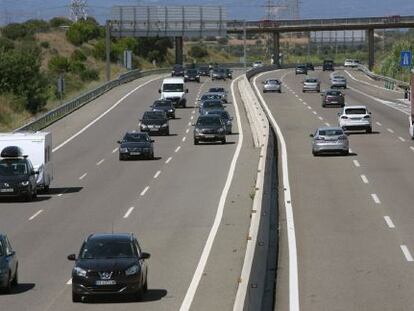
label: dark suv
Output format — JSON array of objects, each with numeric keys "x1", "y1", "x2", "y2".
[
  {"x1": 193, "y1": 115, "x2": 226, "y2": 145},
  {"x1": 171, "y1": 64, "x2": 184, "y2": 77},
  {"x1": 323, "y1": 60, "x2": 334, "y2": 71},
  {"x1": 184, "y1": 69, "x2": 200, "y2": 82},
  {"x1": 0, "y1": 146, "x2": 38, "y2": 201},
  {"x1": 0, "y1": 233, "x2": 18, "y2": 293},
  {"x1": 140, "y1": 111, "x2": 170, "y2": 136},
  {"x1": 68, "y1": 233, "x2": 150, "y2": 302}
]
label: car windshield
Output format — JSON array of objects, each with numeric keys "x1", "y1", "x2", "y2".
[
  {"x1": 267, "y1": 80, "x2": 280, "y2": 84},
  {"x1": 123, "y1": 133, "x2": 149, "y2": 142},
  {"x1": 204, "y1": 101, "x2": 223, "y2": 108},
  {"x1": 201, "y1": 94, "x2": 221, "y2": 101},
  {"x1": 345, "y1": 108, "x2": 367, "y2": 115},
  {"x1": 327, "y1": 91, "x2": 341, "y2": 96},
  {"x1": 208, "y1": 110, "x2": 229, "y2": 119},
  {"x1": 163, "y1": 83, "x2": 184, "y2": 92},
  {"x1": 297, "y1": 65, "x2": 306, "y2": 69},
  {"x1": 153, "y1": 101, "x2": 172, "y2": 108},
  {"x1": 143, "y1": 112, "x2": 166, "y2": 120},
  {"x1": 334, "y1": 76, "x2": 345, "y2": 80},
  {"x1": 209, "y1": 88, "x2": 225, "y2": 93},
  {"x1": 80, "y1": 240, "x2": 136, "y2": 259},
  {"x1": 186, "y1": 70, "x2": 197, "y2": 74},
  {"x1": 0, "y1": 159, "x2": 28, "y2": 176},
  {"x1": 306, "y1": 79, "x2": 318, "y2": 83},
  {"x1": 199, "y1": 66, "x2": 208, "y2": 71},
  {"x1": 318, "y1": 129, "x2": 343, "y2": 136},
  {"x1": 197, "y1": 117, "x2": 222, "y2": 126}
]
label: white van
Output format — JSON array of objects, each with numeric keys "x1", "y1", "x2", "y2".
[
  {"x1": 0, "y1": 132, "x2": 53, "y2": 191},
  {"x1": 159, "y1": 77, "x2": 188, "y2": 108}
]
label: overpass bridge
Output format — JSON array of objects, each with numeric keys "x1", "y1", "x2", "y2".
[{"x1": 227, "y1": 15, "x2": 414, "y2": 70}]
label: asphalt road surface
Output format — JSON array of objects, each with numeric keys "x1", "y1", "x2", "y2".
[{"x1": 255, "y1": 68, "x2": 414, "y2": 311}]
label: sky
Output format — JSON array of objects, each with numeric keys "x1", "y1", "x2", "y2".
[{"x1": 1, "y1": 0, "x2": 414, "y2": 25}]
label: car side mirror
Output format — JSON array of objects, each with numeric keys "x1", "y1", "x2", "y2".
[
  {"x1": 150, "y1": 140, "x2": 155, "y2": 143},
  {"x1": 7, "y1": 250, "x2": 16, "y2": 257},
  {"x1": 31, "y1": 171, "x2": 39, "y2": 175},
  {"x1": 158, "y1": 89, "x2": 161, "y2": 93},
  {"x1": 67, "y1": 254, "x2": 76, "y2": 261},
  {"x1": 117, "y1": 140, "x2": 122, "y2": 144},
  {"x1": 309, "y1": 134, "x2": 314, "y2": 137},
  {"x1": 337, "y1": 113, "x2": 341, "y2": 116},
  {"x1": 140, "y1": 252, "x2": 151, "y2": 260},
  {"x1": 185, "y1": 89, "x2": 189, "y2": 93}
]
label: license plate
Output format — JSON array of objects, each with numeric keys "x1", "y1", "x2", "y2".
[
  {"x1": 0, "y1": 188, "x2": 13, "y2": 193},
  {"x1": 150, "y1": 128, "x2": 158, "y2": 131},
  {"x1": 330, "y1": 101, "x2": 338, "y2": 104},
  {"x1": 96, "y1": 280, "x2": 116, "y2": 285},
  {"x1": 130, "y1": 152, "x2": 140, "y2": 155},
  {"x1": 351, "y1": 118, "x2": 360, "y2": 120},
  {"x1": 204, "y1": 134, "x2": 215, "y2": 138}
]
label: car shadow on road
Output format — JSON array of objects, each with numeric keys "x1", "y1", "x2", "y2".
[
  {"x1": 83, "y1": 289, "x2": 167, "y2": 304},
  {"x1": 2, "y1": 283, "x2": 36, "y2": 295},
  {"x1": 47, "y1": 187, "x2": 83, "y2": 195},
  {"x1": 346, "y1": 131, "x2": 380, "y2": 136},
  {"x1": 196, "y1": 141, "x2": 236, "y2": 146}
]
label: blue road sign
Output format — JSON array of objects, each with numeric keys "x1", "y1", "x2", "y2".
[{"x1": 400, "y1": 51, "x2": 412, "y2": 67}]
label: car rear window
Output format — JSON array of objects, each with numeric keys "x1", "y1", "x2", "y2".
[
  {"x1": 197, "y1": 117, "x2": 222, "y2": 126},
  {"x1": 345, "y1": 108, "x2": 367, "y2": 115},
  {"x1": 327, "y1": 91, "x2": 341, "y2": 96},
  {"x1": 319, "y1": 129, "x2": 343, "y2": 136}
]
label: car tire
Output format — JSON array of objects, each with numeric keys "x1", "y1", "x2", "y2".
[
  {"x1": 11, "y1": 266, "x2": 18, "y2": 287},
  {"x1": 221, "y1": 138, "x2": 226, "y2": 144},
  {"x1": 165, "y1": 129, "x2": 170, "y2": 136},
  {"x1": 302, "y1": 90, "x2": 305, "y2": 93},
  {"x1": 119, "y1": 154, "x2": 125, "y2": 161},
  {"x1": 312, "y1": 150, "x2": 318, "y2": 156},
  {"x1": 342, "y1": 150, "x2": 349, "y2": 156},
  {"x1": 143, "y1": 276, "x2": 148, "y2": 293},
  {"x1": 366, "y1": 127, "x2": 372, "y2": 134},
  {"x1": 33, "y1": 188, "x2": 37, "y2": 199},
  {"x1": 72, "y1": 292, "x2": 82, "y2": 303},
  {"x1": 278, "y1": 90, "x2": 281, "y2": 93},
  {"x1": 25, "y1": 190, "x2": 33, "y2": 202},
  {"x1": 194, "y1": 138, "x2": 199, "y2": 145},
  {"x1": 263, "y1": 90, "x2": 267, "y2": 93}
]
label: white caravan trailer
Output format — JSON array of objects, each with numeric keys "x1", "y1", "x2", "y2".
[{"x1": 0, "y1": 132, "x2": 53, "y2": 191}]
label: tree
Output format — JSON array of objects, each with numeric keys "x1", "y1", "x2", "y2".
[
  {"x1": 0, "y1": 37, "x2": 15, "y2": 52},
  {"x1": 49, "y1": 17, "x2": 73, "y2": 28},
  {"x1": 66, "y1": 19, "x2": 101, "y2": 46},
  {"x1": 1, "y1": 23, "x2": 32, "y2": 40},
  {"x1": 48, "y1": 55, "x2": 71, "y2": 73}
]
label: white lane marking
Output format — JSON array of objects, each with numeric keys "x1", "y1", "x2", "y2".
[
  {"x1": 398, "y1": 136, "x2": 406, "y2": 142},
  {"x1": 387, "y1": 128, "x2": 394, "y2": 133},
  {"x1": 182, "y1": 137, "x2": 186, "y2": 142},
  {"x1": 353, "y1": 160, "x2": 361, "y2": 167},
  {"x1": 190, "y1": 116, "x2": 194, "y2": 120},
  {"x1": 192, "y1": 110, "x2": 195, "y2": 114},
  {"x1": 349, "y1": 148, "x2": 353, "y2": 154},
  {"x1": 180, "y1": 75, "x2": 244, "y2": 311},
  {"x1": 295, "y1": 94, "x2": 299, "y2": 98},
  {"x1": 307, "y1": 106, "x2": 312, "y2": 110},
  {"x1": 188, "y1": 122, "x2": 192, "y2": 126},
  {"x1": 298, "y1": 98, "x2": 303, "y2": 102},
  {"x1": 318, "y1": 116, "x2": 324, "y2": 120},
  {"x1": 376, "y1": 121, "x2": 382, "y2": 126},
  {"x1": 79, "y1": 173, "x2": 87, "y2": 180},
  {"x1": 175, "y1": 146, "x2": 181, "y2": 153},
  {"x1": 410, "y1": 146, "x2": 414, "y2": 152},
  {"x1": 112, "y1": 148, "x2": 118, "y2": 153},
  {"x1": 371, "y1": 193, "x2": 381, "y2": 204},
  {"x1": 123, "y1": 207, "x2": 135, "y2": 219},
  {"x1": 29, "y1": 210, "x2": 43, "y2": 221},
  {"x1": 312, "y1": 111, "x2": 317, "y2": 115},
  {"x1": 140, "y1": 186, "x2": 149, "y2": 196},
  {"x1": 251, "y1": 71, "x2": 300, "y2": 311},
  {"x1": 96, "y1": 158, "x2": 105, "y2": 166},
  {"x1": 165, "y1": 157, "x2": 172, "y2": 164},
  {"x1": 401, "y1": 245, "x2": 414, "y2": 262},
  {"x1": 325, "y1": 122, "x2": 331, "y2": 127},
  {"x1": 154, "y1": 170, "x2": 161, "y2": 179},
  {"x1": 57, "y1": 193, "x2": 63, "y2": 197},
  {"x1": 360, "y1": 174, "x2": 369, "y2": 184},
  {"x1": 384, "y1": 216, "x2": 395, "y2": 229},
  {"x1": 303, "y1": 102, "x2": 307, "y2": 105},
  {"x1": 66, "y1": 278, "x2": 72, "y2": 285},
  {"x1": 186, "y1": 128, "x2": 190, "y2": 134},
  {"x1": 345, "y1": 70, "x2": 403, "y2": 94},
  {"x1": 52, "y1": 76, "x2": 164, "y2": 152}
]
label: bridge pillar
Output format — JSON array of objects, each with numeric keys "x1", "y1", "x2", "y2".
[
  {"x1": 368, "y1": 28, "x2": 375, "y2": 71},
  {"x1": 273, "y1": 32, "x2": 280, "y2": 68},
  {"x1": 175, "y1": 37, "x2": 183, "y2": 65}
]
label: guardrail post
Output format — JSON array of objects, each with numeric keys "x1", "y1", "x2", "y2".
[{"x1": 368, "y1": 28, "x2": 375, "y2": 71}]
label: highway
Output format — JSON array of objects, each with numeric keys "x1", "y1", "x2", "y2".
[
  {"x1": 254, "y1": 67, "x2": 414, "y2": 311},
  {"x1": 0, "y1": 72, "x2": 261, "y2": 310}
]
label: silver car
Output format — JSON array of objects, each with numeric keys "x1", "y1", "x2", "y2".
[
  {"x1": 263, "y1": 79, "x2": 282, "y2": 93},
  {"x1": 303, "y1": 77, "x2": 320, "y2": 93},
  {"x1": 330, "y1": 74, "x2": 347, "y2": 89},
  {"x1": 310, "y1": 127, "x2": 349, "y2": 156}
]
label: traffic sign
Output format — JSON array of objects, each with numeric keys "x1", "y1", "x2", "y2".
[{"x1": 400, "y1": 50, "x2": 412, "y2": 67}]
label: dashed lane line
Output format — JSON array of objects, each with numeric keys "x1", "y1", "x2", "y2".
[
  {"x1": 112, "y1": 148, "x2": 118, "y2": 153},
  {"x1": 123, "y1": 207, "x2": 135, "y2": 219},
  {"x1": 165, "y1": 157, "x2": 172, "y2": 164},
  {"x1": 182, "y1": 137, "x2": 187, "y2": 142},
  {"x1": 353, "y1": 160, "x2": 361, "y2": 167},
  {"x1": 401, "y1": 245, "x2": 414, "y2": 262},
  {"x1": 96, "y1": 158, "x2": 105, "y2": 166},
  {"x1": 175, "y1": 146, "x2": 181, "y2": 153},
  {"x1": 140, "y1": 186, "x2": 149, "y2": 196},
  {"x1": 186, "y1": 128, "x2": 190, "y2": 134},
  {"x1": 410, "y1": 146, "x2": 414, "y2": 152},
  {"x1": 154, "y1": 170, "x2": 161, "y2": 179},
  {"x1": 387, "y1": 128, "x2": 394, "y2": 133},
  {"x1": 29, "y1": 210, "x2": 43, "y2": 221},
  {"x1": 79, "y1": 173, "x2": 87, "y2": 180},
  {"x1": 376, "y1": 122, "x2": 382, "y2": 126},
  {"x1": 360, "y1": 174, "x2": 369, "y2": 184},
  {"x1": 371, "y1": 193, "x2": 381, "y2": 204},
  {"x1": 325, "y1": 122, "x2": 331, "y2": 127},
  {"x1": 318, "y1": 116, "x2": 324, "y2": 121},
  {"x1": 384, "y1": 216, "x2": 395, "y2": 229},
  {"x1": 398, "y1": 136, "x2": 406, "y2": 142}
]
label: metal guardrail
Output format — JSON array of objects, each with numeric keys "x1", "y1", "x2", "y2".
[
  {"x1": 15, "y1": 68, "x2": 170, "y2": 132},
  {"x1": 357, "y1": 64, "x2": 410, "y2": 90}
]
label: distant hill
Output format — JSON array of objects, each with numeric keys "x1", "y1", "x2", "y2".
[{"x1": 1, "y1": 0, "x2": 414, "y2": 24}]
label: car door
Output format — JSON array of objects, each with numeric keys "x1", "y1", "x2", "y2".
[
  {"x1": 4, "y1": 236, "x2": 17, "y2": 279},
  {"x1": 27, "y1": 160, "x2": 37, "y2": 190}
]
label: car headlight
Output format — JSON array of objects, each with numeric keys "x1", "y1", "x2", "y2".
[
  {"x1": 125, "y1": 265, "x2": 140, "y2": 276},
  {"x1": 195, "y1": 128, "x2": 202, "y2": 133},
  {"x1": 20, "y1": 181, "x2": 30, "y2": 186},
  {"x1": 161, "y1": 123, "x2": 168, "y2": 127},
  {"x1": 168, "y1": 109, "x2": 173, "y2": 112},
  {"x1": 184, "y1": 75, "x2": 189, "y2": 78},
  {"x1": 218, "y1": 128, "x2": 225, "y2": 133},
  {"x1": 119, "y1": 147, "x2": 128, "y2": 153},
  {"x1": 141, "y1": 124, "x2": 148, "y2": 129},
  {"x1": 74, "y1": 266, "x2": 87, "y2": 277}
]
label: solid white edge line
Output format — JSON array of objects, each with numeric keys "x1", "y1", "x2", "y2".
[
  {"x1": 353, "y1": 160, "x2": 361, "y2": 167},
  {"x1": 384, "y1": 216, "x2": 395, "y2": 229},
  {"x1": 154, "y1": 170, "x2": 161, "y2": 179},
  {"x1": 52, "y1": 75, "x2": 165, "y2": 153},
  {"x1": 123, "y1": 207, "x2": 135, "y2": 219},
  {"x1": 66, "y1": 278, "x2": 72, "y2": 285},
  {"x1": 165, "y1": 157, "x2": 172, "y2": 164},
  {"x1": 29, "y1": 209, "x2": 43, "y2": 221},
  {"x1": 344, "y1": 70, "x2": 403, "y2": 94},
  {"x1": 252, "y1": 70, "x2": 300, "y2": 311},
  {"x1": 401, "y1": 245, "x2": 414, "y2": 262},
  {"x1": 79, "y1": 173, "x2": 87, "y2": 180},
  {"x1": 179, "y1": 75, "x2": 244, "y2": 311},
  {"x1": 140, "y1": 186, "x2": 149, "y2": 196},
  {"x1": 360, "y1": 174, "x2": 369, "y2": 184},
  {"x1": 371, "y1": 193, "x2": 381, "y2": 204}
]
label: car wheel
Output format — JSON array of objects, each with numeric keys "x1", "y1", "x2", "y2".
[
  {"x1": 33, "y1": 188, "x2": 37, "y2": 199},
  {"x1": 11, "y1": 266, "x2": 18, "y2": 287},
  {"x1": 143, "y1": 276, "x2": 148, "y2": 293},
  {"x1": 302, "y1": 90, "x2": 305, "y2": 93},
  {"x1": 194, "y1": 138, "x2": 199, "y2": 145},
  {"x1": 221, "y1": 138, "x2": 226, "y2": 144},
  {"x1": 119, "y1": 154, "x2": 125, "y2": 161},
  {"x1": 72, "y1": 292, "x2": 82, "y2": 303},
  {"x1": 366, "y1": 127, "x2": 372, "y2": 134},
  {"x1": 25, "y1": 190, "x2": 33, "y2": 202},
  {"x1": 43, "y1": 185, "x2": 50, "y2": 193},
  {"x1": 165, "y1": 129, "x2": 170, "y2": 136},
  {"x1": 342, "y1": 150, "x2": 349, "y2": 156},
  {"x1": 263, "y1": 90, "x2": 267, "y2": 93},
  {"x1": 278, "y1": 90, "x2": 281, "y2": 93},
  {"x1": 312, "y1": 150, "x2": 318, "y2": 156}
]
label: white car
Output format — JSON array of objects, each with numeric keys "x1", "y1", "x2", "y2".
[
  {"x1": 253, "y1": 61, "x2": 264, "y2": 68},
  {"x1": 338, "y1": 105, "x2": 372, "y2": 133},
  {"x1": 344, "y1": 59, "x2": 360, "y2": 67}
]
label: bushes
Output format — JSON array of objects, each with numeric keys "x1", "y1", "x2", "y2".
[
  {"x1": 48, "y1": 55, "x2": 71, "y2": 73},
  {"x1": 0, "y1": 37, "x2": 15, "y2": 52},
  {"x1": 80, "y1": 69, "x2": 99, "y2": 81},
  {"x1": 66, "y1": 18, "x2": 101, "y2": 46},
  {"x1": 71, "y1": 49, "x2": 87, "y2": 62},
  {"x1": 189, "y1": 45, "x2": 208, "y2": 59},
  {"x1": 49, "y1": 17, "x2": 72, "y2": 28},
  {"x1": 1, "y1": 23, "x2": 32, "y2": 40}
]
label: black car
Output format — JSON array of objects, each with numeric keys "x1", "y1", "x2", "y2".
[
  {"x1": 151, "y1": 100, "x2": 176, "y2": 119},
  {"x1": 118, "y1": 132, "x2": 154, "y2": 160},
  {"x1": 224, "y1": 68, "x2": 233, "y2": 79},
  {"x1": 211, "y1": 68, "x2": 226, "y2": 80},
  {"x1": 171, "y1": 64, "x2": 184, "y2": 77},
  {"x1": 68, "y1": 233, "x2": 150, "y2": 302},
  {"x1": 199, "y1": 100, "x2": 225, "y2": 115},
  {"x1": 193, "y1": 115, "x2": 226, "y2": 145},
  {"x1": 323, "y1": 59, "x2": 334, "y2": 71},
  {"x1": 205, "y1": 110, "x2": 233, "y2": 134},
  {"x1": 198, "y1": 66, "x2": 210, "y2": 76},
  {"x1": 0, "y1": 233, "x2": 18, "y2": 293},
  {"x1": 0, "y1": 146, "x2": 38, "y2": 201},
  {"x1": 140, "y1": 111, "x2": 169, "y2": 136},
  {"x1": 306, "y1": 63, "x2": 314, "y2": 71},
  {"x1": 184, "y1": 69, "x2": 200, "y2": 82},
  {"x1": 295, "y1": 64, "x2": 308, "y2": 75}
]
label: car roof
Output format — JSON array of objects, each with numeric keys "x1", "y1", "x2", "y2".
[
  {"x1": 344, "y1": 105, "x2": 367, "y2": 109},
  {"x1": 317, "y1": 127, "x2": 343, "y2": 131},
  {"x1": 87, "y1": 233, "x2": 134, "y2": 242},
  {"x1": 163, "y1": 77, "x2": 184, "y2": 83},
  {"x1": 198, "y1": 114, "x2": 221, "y2": 119}
]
